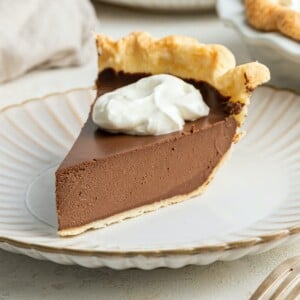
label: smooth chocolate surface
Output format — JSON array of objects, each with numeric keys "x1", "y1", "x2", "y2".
[
  {"x1": 56, "y1": 70, "x2": 237, "y2": 231},
  {"x1": 60, "y1": 70, "x2": 230, "y2": 169}
]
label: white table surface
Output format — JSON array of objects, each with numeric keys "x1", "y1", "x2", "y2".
[{"x1": 0, "y1": 3, "x2": 299, "y2": 300}]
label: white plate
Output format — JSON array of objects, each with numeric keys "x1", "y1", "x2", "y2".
[
  {"x1": 0, "y1": 86, "x2": 299, "y2": 269},
  {"x1": 96, "y1": 0, "x2": 215, "y2": 11}
]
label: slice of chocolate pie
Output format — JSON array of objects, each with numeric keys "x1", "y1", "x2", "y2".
[{"x1": 56, "y1": 32, "x2": 270, "y2": 236}]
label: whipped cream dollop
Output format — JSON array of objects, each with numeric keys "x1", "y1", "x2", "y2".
[
  {"x1": 278, "y1": 0, "x2": 300, "y2": 11},
  {"x1": 92, "y1": 74, "x2": 210, "y2": 136}
]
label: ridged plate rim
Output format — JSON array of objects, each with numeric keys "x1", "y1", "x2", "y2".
[{"x1": 0, "y1": 85, "x2": 299, "y2": 259}]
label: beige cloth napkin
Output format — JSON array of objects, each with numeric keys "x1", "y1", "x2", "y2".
[{"x1": 0, "y1": 0, "x2": 97, "y2": 83}]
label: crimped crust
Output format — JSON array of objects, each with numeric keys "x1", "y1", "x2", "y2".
[
  {"x1": 96, "y1": 32, "x2": 270, "y2": 126},
  {"x1": 245, "y1": 0, "x2": 300, "y2": 42}
]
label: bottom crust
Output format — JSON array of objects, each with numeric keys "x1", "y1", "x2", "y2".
[{"x1": 58, "y1": 148, "x2": 232, "y2": 237}]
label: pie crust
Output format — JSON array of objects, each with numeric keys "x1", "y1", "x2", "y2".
[
  {"x1": 96, "y1": 32, "x2": 270, "y2": 126},
  {"x1": 245, "y1": 0, "x2": 300, "y2": 42}
]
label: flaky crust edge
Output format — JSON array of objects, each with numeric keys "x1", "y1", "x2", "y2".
[
  {"x1": 96, "y1": 32, "x2": 270, "y2": 126},
  {"x1": 245, "y1": 0, "x2": 300, "y2": 42}
]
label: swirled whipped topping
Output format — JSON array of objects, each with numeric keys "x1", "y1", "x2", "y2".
[{"x1": 92, "y1": 74, "x2": 209, "y2": 136}]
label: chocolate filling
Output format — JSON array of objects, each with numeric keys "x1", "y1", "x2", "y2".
[
  {"x1": 96, "y1": 69, "x2": 238, "y2": 114},
  {"x1": 56, "y1": 69, "x2": 238, "y2": 231}
]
